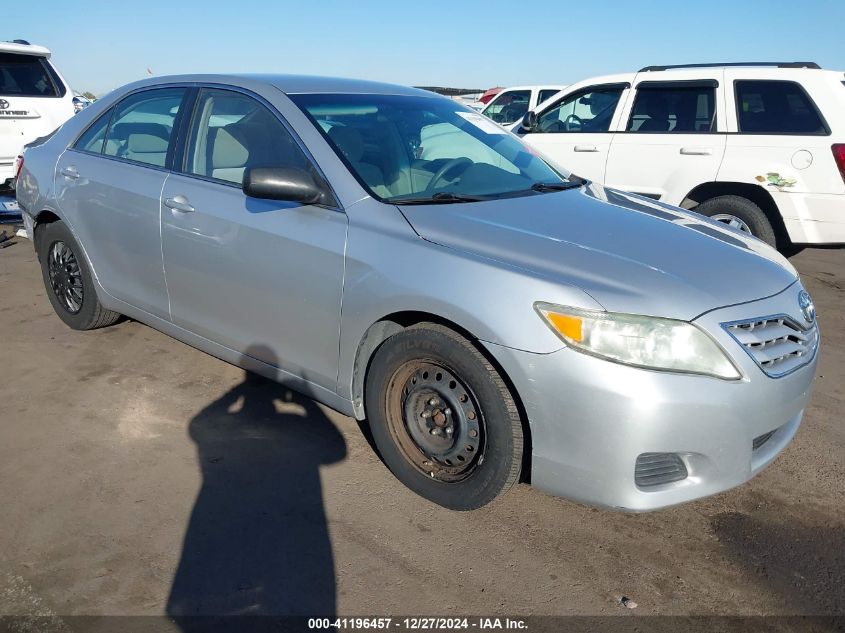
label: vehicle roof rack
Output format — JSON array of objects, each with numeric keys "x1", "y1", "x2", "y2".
[
  {"x1": 639, "y1": 62, "x2": 821, "y2": 72},
  {"x1": 11, "y1": 39, "x2": 31, "y2": 45}
]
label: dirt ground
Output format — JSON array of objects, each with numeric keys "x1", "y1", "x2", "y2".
[{"x1": 0, "y1": 234, "x2": 842, "y2": 621}]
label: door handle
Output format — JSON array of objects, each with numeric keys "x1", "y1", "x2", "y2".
[
  {"x1": 60, "y1": 166, "x2": 79, "y2": 179},
  {"x1": 164, "y1": 195, "x2": 195, "y2": 213},
  {"x1": 574, "y1": 145, "x2": 599, "y2": 153},
  {"x1": 680, "y1": 147, "x2": 713, "y2": 156}
]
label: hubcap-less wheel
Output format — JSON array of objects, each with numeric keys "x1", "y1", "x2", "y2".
[
  {"x1": 711, "y1": 213, "x2": 753, "y2": 234},
  {"x1": 386, "y1": 360, "x2": 484, "y2": 482},
  {"x1": 48, "y1": 241, "x2": 83, "y2": 314}
]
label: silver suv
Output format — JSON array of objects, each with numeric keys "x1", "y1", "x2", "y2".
[{"x1": 16, "y1": 74, "x2": 819, "y2": 511}]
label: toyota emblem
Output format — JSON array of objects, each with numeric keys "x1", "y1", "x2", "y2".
[
  {"x1": 798, "y1": 290, "x2": 816, "y2": 324},
  {"x1": 0, "y1": 99, "x2": 9, "y2": 110}
]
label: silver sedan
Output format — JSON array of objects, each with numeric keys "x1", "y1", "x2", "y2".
[{"x1": 16, "y1": 74, "x2": 819, "y2": 511}]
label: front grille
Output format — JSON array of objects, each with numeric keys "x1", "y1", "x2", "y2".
[
  {"x1": 635, "y1": 453, "x2": 688, "y2": 487},
  {"x1": 753, "y1": 430, "x2": 776, "y2": 451},
  {"x1": 723, "y1": 315, "x2": 818, "y2": 377}
]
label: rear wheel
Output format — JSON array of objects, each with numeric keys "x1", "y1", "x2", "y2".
[
  {"x1": 695, "y1": 195, "x2": 777, "y2": 247},
  {"x1": 37, "y1": 221, "x2": 120, "y2": 330},
  {"x1": 365, "y1": 323, "x2": 523, "y2": 510}
]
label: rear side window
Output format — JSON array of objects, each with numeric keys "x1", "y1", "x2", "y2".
[
  {"x1": 735, "y1": 80, "x2": 828, "y2": 135},
  {"x1": 74, "y1": 109, "x2": 112, "y2": 154},
  {"x1": 0, "y1": 53, "x2": 61, "y2": 97},
  {"x1": 103, "y1": 88, "x2": 186, "y2": 167},
  {"x1": 627, "y1": 83, "x2": 716, "y2": 133},
  {"x1": 538, "y1": 89, "x2": 560, "y2": 104}
]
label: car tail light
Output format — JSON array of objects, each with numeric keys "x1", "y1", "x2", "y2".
[
  {"x1": 833, "y1": 144, "x2": 845, "y2": 183},
  {"x1": 12, "y1": 155, "x2": 23, "y2": 181}
]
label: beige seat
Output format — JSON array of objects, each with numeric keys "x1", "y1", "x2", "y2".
[{"x1": 327, "y1": 125, "x2": 392, "y2": 197}]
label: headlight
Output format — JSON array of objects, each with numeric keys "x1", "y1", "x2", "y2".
[{"x1": 535, "y1": 302, "x2": 741, "y2": 379}]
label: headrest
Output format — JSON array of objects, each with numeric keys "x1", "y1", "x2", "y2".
[
  {"x1": 327, "y1": 125, "x2": 364, "y2": 162},
  {"x1": 126, "y1": 132, "x2": 169, "y2": 153},
  {"x1": 212, "y1": 127, "x2": 249, "y2": 169},
  {"x1": 112, "y1": 122, "x2": 170, "y2": 143}
]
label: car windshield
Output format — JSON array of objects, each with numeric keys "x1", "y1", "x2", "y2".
[{"x1": 290, "y1": 93, "x2": 569, "y2": 203}]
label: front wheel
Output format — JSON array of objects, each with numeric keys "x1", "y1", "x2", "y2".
[{"x1": 365, "y1": 323, "x2": 523, "y2": 510}]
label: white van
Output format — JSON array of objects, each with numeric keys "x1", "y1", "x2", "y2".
[{"x1": 1, "y1": 40, "x2": 75, "y2": 188}]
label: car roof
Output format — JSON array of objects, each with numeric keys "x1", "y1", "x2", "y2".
[
  {"x1": 0, "y1": 41, "x2": 51, "y2": 58},
  {"x1": 121, "y1": 73, "x2": 436, "y2": 97},
  {"x1": 497, "y1": 85, "x2": 568, "y2": 91}
]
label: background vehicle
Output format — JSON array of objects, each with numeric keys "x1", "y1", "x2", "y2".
[
  {"x1": 481, "y1": 85, "x2": 566, "y2": 127},
  {"x1": 517, "y1": 62, "x2": 845, "y2": 249},
  {"x1": 72, "y1": 94, "x2": 92, "y2": 113},
  {"x1": 16, "y1": 74, "x2": 817, "y2": 512},
  {"x1": 0, "y1": 40, "x2": 74, "y2": 189}
]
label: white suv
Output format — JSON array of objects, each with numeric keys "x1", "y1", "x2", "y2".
[
  {"x1": 516, "y1": 63, "x2": 845, "y2": 248},
  {"x1": 1, "y1": 40, "x2": 75, "y2": 188}
]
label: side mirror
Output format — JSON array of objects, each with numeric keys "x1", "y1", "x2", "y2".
[
  {"x1": 242, "y1": 167, "x2": 325, "y2": 204},
  {"x1": 521, "y1": 110, "x2": 538, "y2": 132}
]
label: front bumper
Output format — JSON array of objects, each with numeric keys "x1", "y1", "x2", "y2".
[{"x1": 483, "y1": 284, "x2": 818, "y2": 511}]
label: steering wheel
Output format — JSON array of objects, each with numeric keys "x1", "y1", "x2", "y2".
[
  {"x1": 425, "y1": 157, "x2": 473, "y2": 193},
  {"x1": 563, "y1": 113, "x2": 583, "y2": 131}
]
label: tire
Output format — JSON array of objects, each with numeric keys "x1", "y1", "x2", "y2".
[
  {"x1": 365, "y1": 323, "x2": 523, "y2": 510},
  {"x1": 695, "y1": 195, "x2": 777, "y2": 247},
  {"x1": 37, "y1": 221, "x2": 120, "y2": 330}
]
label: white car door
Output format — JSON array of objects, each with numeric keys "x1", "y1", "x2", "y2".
[
  {"x1": 517, "y1": 83, "x2": 629, "y2": 182},
  {"x1": 604, "y1": 74, "x2": 727, "y2": 204}
]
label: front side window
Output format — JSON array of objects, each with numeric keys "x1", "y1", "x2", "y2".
[
  {"x1": 184, "y1": 88, "x2": 312, "y2": 186},
  {"x1": 0, "y1": 53, "x2": 59, "y2": 97},
  {"x1": 73, "y1": 109, "x2": 112, "y2": 154},
  {"x1": 536, "y1": 86, "x2": 624, "y2": 133},
  {"x1": 627, "y1": 84, "x2": 716, "y2": 133},
  {"x1": 735, "y1": 80, "x2": 827, "y2": 135},
  {"x1": 481, "y1": 89, "x2": 531, "y2": 125},
  {"x1": 291, "y1": 93, "x2": 567, "y2": 203},
  {"x1": 103, "y1": 88, "x2": 186, "y2": 167}
]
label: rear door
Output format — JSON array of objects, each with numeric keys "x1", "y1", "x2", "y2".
[
  {"x1": 161, "y1": 87, "x2": 347, "y2": 390},
  {"x1": 54, "y1": 86, "x2": 189, "y2": 318},
  {"x1": 518, "y1": 83, "x2": 628, "y2": 181},
  {"x1": 0, "y1": 51, "x2": 73, "y2": 181},
  {"x1": 604, "y1": 76, "x2": 727, "y2": 204}
]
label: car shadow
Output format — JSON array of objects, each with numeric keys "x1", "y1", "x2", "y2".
[
  {"x1": 711, "y1": 510, "x2": 845, "y2": 614},
  {"x1": 166, "y1": 345, "x2": 346, "y2": 628}
]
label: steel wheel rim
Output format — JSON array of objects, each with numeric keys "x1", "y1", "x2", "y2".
[
  {"x1": 385, "y1": 360, "x2": 485, "y2": 482},
  {"x1": 711, "y1": 213, "x2": 752, "y2": 234},
  {"x1": 48, "y1": 241, "x2": 83, "y2": 314}
]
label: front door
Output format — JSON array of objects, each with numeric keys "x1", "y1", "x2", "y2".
[
  {"x1": 518, "y1": 84, "x2": 628, "y2": 181},
  {"x1": 161, "y1": 88, "x2": 347, "y2": 390}
]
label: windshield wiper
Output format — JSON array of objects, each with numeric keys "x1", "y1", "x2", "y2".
[
  {"x1": 530, "y1": 179, "x2": 586, "y2": 193},
  {"x1": 389, "y1": 191, "x2": 490, "y2": 205}
]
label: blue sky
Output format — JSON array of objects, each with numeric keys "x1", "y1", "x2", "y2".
[{"x1": 13, "y1": 0, "x2": 845, "y2": 96}]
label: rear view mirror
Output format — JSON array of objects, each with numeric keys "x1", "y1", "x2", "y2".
[
  {"x1": 521, "y1": 111, "x2": 538, "y2": 132},
  {"x1": 242, "y1": 167, "x2": 326, "y2": 204}
]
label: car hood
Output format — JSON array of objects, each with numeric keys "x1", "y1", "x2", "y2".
[{"x1": 398, "y1": 183, "x2": 798, "y2": 321}]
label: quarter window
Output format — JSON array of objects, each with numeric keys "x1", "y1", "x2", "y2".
[
  {"x1": 73, "y1": 109, "x2": 112, "y2": 154},
  {"x1": 103, "y1": 88, "x2": 186, "y2": 167},
  {"x1": 482, "y1": 89, "x2": 531, "y2": 125},
  {"x1": 184, "y1": 88, "x2": 313, "y2": 186},
  {"x1": 535, "y1": 86, "x2": 624, "y2": 133},
  {"x1": 627, "y1": 84, "x2": 716, "y2": 133},
  {"x1": 735, "y1": 80, "x2": 827, "y2": 135}
]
